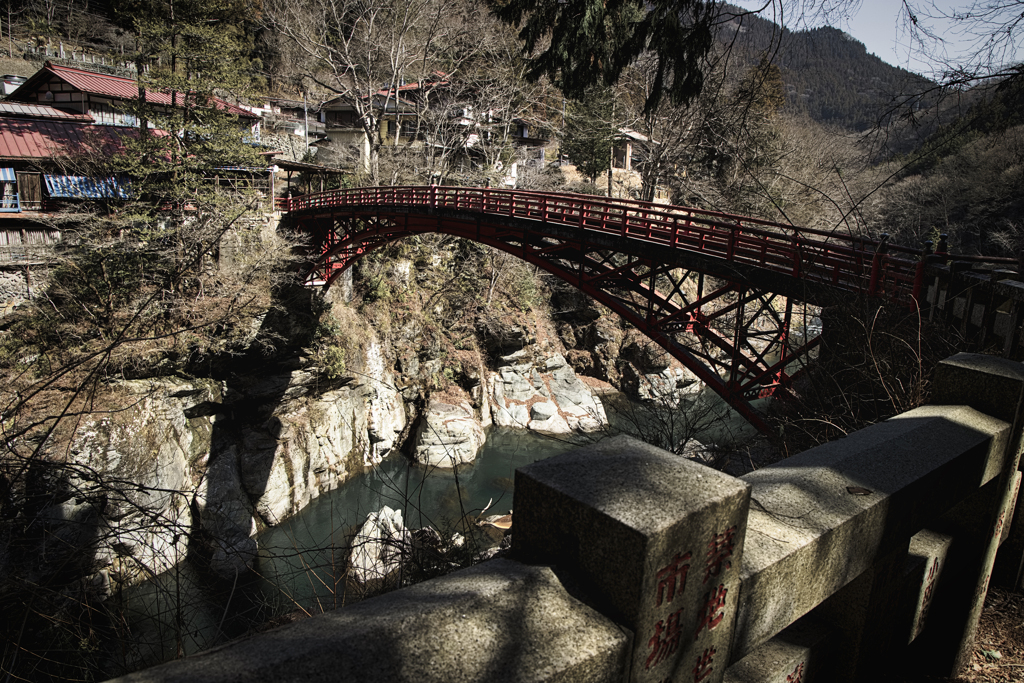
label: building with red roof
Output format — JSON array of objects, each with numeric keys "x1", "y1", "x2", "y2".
[
  {"x1": 0, "y1": 62, "x2": 263, "y2": 220},
  {"x1": 7, "y1": 62, "x2": 257, "y2": 127}
]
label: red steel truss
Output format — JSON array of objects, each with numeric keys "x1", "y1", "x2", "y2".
[{"x1": 281, "y1": 185, "x2": 956, "y2": 434}]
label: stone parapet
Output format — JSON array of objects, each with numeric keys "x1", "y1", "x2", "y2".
[
  {"x1": 104, "y1": 354, "x2": 1024, "y2": 683},
  {"x1": 104, "y1": 559, "x2": 631, "y2": 683}
]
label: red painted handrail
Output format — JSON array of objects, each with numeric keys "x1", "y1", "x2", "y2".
[{"x1": 282, "y1": 186, "x2": 1014, "y2": 305}]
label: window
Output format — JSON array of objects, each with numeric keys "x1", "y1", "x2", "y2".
[
  {"x1": 0, "y1": 168, "x2": 18, "y2": 212},
  {"x1": 89, "y1": 102, "x2": 138, "y2": 127}
]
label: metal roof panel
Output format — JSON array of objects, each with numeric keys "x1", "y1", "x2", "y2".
[
  {"x1": 0, "y1": 119, "x2": 130, "y2": 159},
  {"x1": 0, "y1": 102, "x2": 94, "y2": 121},
  {"x1": 11, "y1": 63, "x2": 257, "y2": 119}
]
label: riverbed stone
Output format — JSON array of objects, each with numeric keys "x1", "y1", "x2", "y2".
[
  {"x1": 514, "y1": 435, "x2": 751, "y2": 683},
  {"x1": 489, "y1": 360, "x2": 607, "y2": 435},
  {"x1": 350, "y1": 506, "x2": 410, "y2": 584},
  {"x1": 413, "y1": 398, "x2": 486, "y2": 468},
  {"x1": 498, "y1": 366, "x2": 534, "y2": 402}
]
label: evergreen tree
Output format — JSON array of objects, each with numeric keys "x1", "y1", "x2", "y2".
[
  {"x1": 492, "y1": 0, "x2": 716, "y2": 113},
  {"x1": 563, "y1": 87, "x2": 618, "y2": 184}
]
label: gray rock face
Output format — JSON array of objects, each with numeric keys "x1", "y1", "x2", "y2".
[
  {"x1": 349, "y1": 506, "x2": 409, "y2": 584},
  {"x1": 61, "y1": 334, "x2": 408, "y2": 582},
  {"x1": 229, "y1": 338, "x2": 407, "y2": 533},
  {"x1": 413, "y1": 398, "x2": 486, "y2": 468},
  {"x1": 490, "y1": 354, "x2": 608, "y2": 436},
  {"x1": 70, "y1": 378, "x2": 214, "y2": 585},
  {"x1": 619, "y1": 361, "x2": 701, "y2": 402}
]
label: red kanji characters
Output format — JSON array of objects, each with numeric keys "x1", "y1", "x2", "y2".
[
  {"x1": 786, "y1": 661, "x2": 805, "y2": 683},
  {"x1": 694, "y1": 584, "x2": 728, "y2": 639},
  {"x1": 655, "y1": 551, "x2": 693, "y2": 606},
  {"x1": 703, "y1": 526, "x2": 737, "y2": 584},
  {"x1": 917, "y1": 558, "x2": 940, "y2": 637},
  {"x1": 693, "y1": 647, "x2": 716, "y2": 682},
  {"x1": 645, "y1": 608, "x2": 684, "y2": 670}
]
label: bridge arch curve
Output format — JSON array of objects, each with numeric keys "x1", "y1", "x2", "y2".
[{"x1": 284, "y1": 186, "x2": 926, "y2": 434}]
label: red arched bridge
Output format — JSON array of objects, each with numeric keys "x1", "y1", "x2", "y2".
[{"x1": 280, "y1": 185, "x2": 1004, "y2": 434}]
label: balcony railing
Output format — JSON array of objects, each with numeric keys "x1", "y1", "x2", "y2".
[{"x1": 0, "y1": 193, "x2": 20, "y2": 213}]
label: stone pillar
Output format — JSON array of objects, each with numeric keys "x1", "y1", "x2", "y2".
[
  {"x1": 902, "y1": 529, "x2": 953, "y2": 644},
  {"x1": 514, "y1": 435, "x2": 751, "y2": 683},
  {"x1": 723, "y1": 618, "x2": 832, "y2": 683},
  {"x1": 917, "y1": 353, "x2": 1024, "y2": 676}
]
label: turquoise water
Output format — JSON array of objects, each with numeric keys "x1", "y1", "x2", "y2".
[
  {"x1": 115, "y1": 427, "x2": 578, "y2": 672},
  {"x1": 252, "y1": 427, "x2": 580, "y2": 612},
  {"x1": 114, "y1": 390, "x2": 760, "y2": 674}
]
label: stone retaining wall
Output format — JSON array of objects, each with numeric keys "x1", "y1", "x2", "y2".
[
  {"x1": 104, "y1": 353, "x2": 1024, "y2": 683},
  {"x1": 0, "y1": 266, "x2": 45, "y2": 314}
]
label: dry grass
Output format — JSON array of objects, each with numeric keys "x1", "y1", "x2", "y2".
[
  {"x1": 0, "y1": 55, "x2": 38, "y2": 77},
  {"x1": 958, "y1": 588, "x2": 1024, "y2": 682}
]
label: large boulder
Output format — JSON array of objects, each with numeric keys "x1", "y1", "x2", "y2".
[
  {"x1": 412, "y1": 398, "x2": 486, "y2": 468},
  {"x1": 349, "y1": 506, "x2": 410, "y2": 584},
  {"x1": 489, "y1": 354, "x2": 608, "y2": 436}
]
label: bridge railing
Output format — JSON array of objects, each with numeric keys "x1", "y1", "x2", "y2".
[
  {"x1": 105, "y1": 353, "x2": 1024, "y2": 683},
  {"x1": 282, "y1": 186, "x2": 1015, "y2": 307}
]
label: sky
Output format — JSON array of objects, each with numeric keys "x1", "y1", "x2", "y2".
[{"x1": 728, "y1": 0, "x2": 1017, "y2": 77}]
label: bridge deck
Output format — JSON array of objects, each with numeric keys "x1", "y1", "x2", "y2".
[{"x1": 281, "y1": 186, "x2": 1016, "y2": 434}]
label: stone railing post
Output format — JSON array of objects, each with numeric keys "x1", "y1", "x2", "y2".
[
  {"x1": 513, "y1": 435, "x2": 751, "y2": 683},
  {"x1": 915, "y1": 353, "x2": 1024, "y2": 676}
]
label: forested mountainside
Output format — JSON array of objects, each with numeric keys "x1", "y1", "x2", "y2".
[{"x1": 721, "y1": 9, "x2": 934, "y2": 131}]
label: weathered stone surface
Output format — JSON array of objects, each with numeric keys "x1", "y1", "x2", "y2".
[
  {"x1": 0, "y1": 268, "x2": 42, "y2": 313},
  {"x1": 412, "y1": 398, "x2": 486, "y2": 468},
  {"x1": 620, "y1": 341, "x2": 671, "y2": 372},
  {"x1": 56, "y1": 332, "x2": 409, "y2": 582},
  {"x1": 489, "y1": 356, "x2": 607, "y2": 436},
  {"x1": 514, "y1": 435, "x2": 750, "y2": 683},
  {"x1": 200, "y1": 443, "x2": 258, "y2": 577},
  {"x1": 105, "y1": 559, "x2": 632, "y2": 683},
  {"x1": 349, "y1": 506, "x2": 410, "y2": 584},
  {"x1": 71, "y1": 378, "x2": 214, "y2": 584},
  {"x1": 531, "y1": 401, "x2": 558, "y2": 420},
  {"x1": 619, "y1": 362, "x2": 701, "y2": 403},
  {"x1": 723, "y1": 618, "x2": 832, "y2": 683},
  {"x1": 902, "y1": 529, "x2": 953, "y2": 644},
  {"x1": 734, "y1": 404, "x2": 1010, "y2": 660}
]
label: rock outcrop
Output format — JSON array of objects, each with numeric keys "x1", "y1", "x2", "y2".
[
  {"x1": 412, "y1": 398, "x2": 487, "y2": 468},
  {"x1": 63, "y1": 336, "x2": 408, "y2": 581},
  {"x1": 349, "y1": 506, "x2": 409, "y2": 584},
  {"x1": 489, "y1": 353, "x2": 608, "y2": 436}
]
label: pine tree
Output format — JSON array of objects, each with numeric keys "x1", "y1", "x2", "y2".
[{"x1": 563, "y1": 86, "x2": 618, "y2": 184}]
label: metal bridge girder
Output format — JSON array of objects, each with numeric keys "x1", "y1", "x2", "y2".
[{"x1": 283, "y1": 188, "x2": 917, "y2": 435}]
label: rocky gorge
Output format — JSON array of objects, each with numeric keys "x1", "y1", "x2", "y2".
[
  {"x1": 0, "y1": 239, "x2": 723, "y2": 680},
  {"x1": 32, "y1": 271, "x2": 707, "y2": 598}
]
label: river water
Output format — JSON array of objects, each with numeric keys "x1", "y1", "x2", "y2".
[
  {"x1": 114, "y1": 427, "x2": 580, "y2": 673},
  {"x1": 114, "y1": 387, "x2": 762, "y2": 674}
]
